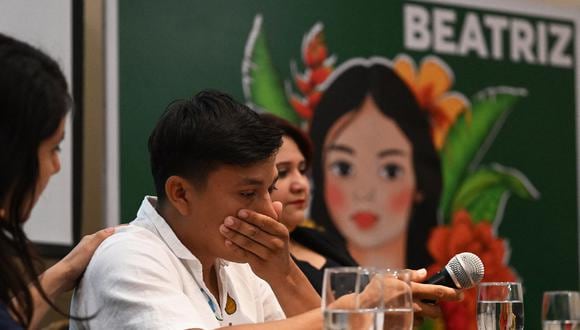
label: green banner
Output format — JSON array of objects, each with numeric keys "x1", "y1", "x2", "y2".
[{"x1": 117, "y1": 1, "x2": 579, "y2": 328}]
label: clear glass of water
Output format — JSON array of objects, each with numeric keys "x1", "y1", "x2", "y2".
[
  {"x1": 542, "y1": 291, "x2": 580, "y2": 330},
  {"x1": 321, "y1": 267, "x2": 413, "y2": 330},
  {"x1": 379, "y1": 269, "x2": 414, "y2": 330},
  {"x1": 477, "y1": 282, "x2": 524, "y2": 329}
]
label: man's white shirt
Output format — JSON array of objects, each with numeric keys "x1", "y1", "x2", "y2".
[{"x1": 70, "y1": 196, "x2": 285, "y2": 329}]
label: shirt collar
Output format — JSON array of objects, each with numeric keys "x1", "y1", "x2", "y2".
[{"x1": 136, "y1": 196, "x2": 230, "y2": 267}]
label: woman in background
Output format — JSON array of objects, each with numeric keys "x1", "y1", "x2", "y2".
[
  {"x1": 261, "y1": 114, "x2": 357, "y2": 293},
  {"x1": 0, "y1": 33, "x2": 114, "y2": 329}
]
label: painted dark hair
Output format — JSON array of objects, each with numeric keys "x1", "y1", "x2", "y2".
[
  {"x1": 0, "y1": 33, "x2": 71, "y2": 326},
  {"x1": 309, "y1": 58, "x2": 442, "y2": 269}
]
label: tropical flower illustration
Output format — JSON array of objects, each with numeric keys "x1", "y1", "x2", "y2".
[
  {"x1": 393, "y1": 55, "x2": 469, "y2": 150},
  {"x1": 287, "y1": 23, "x2": 335, "y2": 121},
  {"x1": 427, "y1": 210, "x2": 517, "y2": 330}
]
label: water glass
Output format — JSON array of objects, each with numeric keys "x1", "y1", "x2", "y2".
[
  {"x1": 321, "y1": 267, "x2": 413, "y2": 330},
  {"x1": 380, "y1": 269, "x2": 413, "y2": 329},
  {"x1": 477, "y1": 282, "x2": 524, "y2": 329},
  {"x1": 542, "y1": 291, "x2": 580, "y2": 330}
]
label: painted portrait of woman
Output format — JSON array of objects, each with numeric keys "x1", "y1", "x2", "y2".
[{"x1": 309, "y1": 57, "x2": 442, "y2": 269}]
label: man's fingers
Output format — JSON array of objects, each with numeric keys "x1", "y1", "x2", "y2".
[
  {"x1": 223, "y1": 239, "x2": 261, "y2": 263},
  {"x1": 236, "y1": 209, "x2": 288, "y2": 237},
  {"x1": 223, "y1": 216, "x2": 286, "y2": 250},
  {"x1": 219, "y1": 223, "x2": 284, "y2": 260},
  {"x1": 272, "y1": 201, "x2": 283, "y2": 220}
]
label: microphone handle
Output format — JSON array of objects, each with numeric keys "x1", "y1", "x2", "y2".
[
  {"x1": 425, "y1": 268, "x2": 457, "y2": 288},
  {"x1": 421, "y1": 268, "x2": 457, "y2": 305}
]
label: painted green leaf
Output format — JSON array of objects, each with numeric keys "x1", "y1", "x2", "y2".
[
  {"x1": 451, "y1": 164, "x2": 539, "y2": 224},
  {"x1": 241, "y1": 15, "x2": 301, "y2": 124},
  {"x1": 440, "y1": 89, "x2": 526, "y2": 221}
]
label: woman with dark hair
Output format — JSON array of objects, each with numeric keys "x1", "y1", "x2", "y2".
[
  {"x1": 309, "y1": 57, "x2": 442, "y2": 270},
  {"x1": 0, "y1": 34, "x2": 114, "y2": 329},
  {"x1": 260, "y1": 114, "x2": 357, "y2": 293}
]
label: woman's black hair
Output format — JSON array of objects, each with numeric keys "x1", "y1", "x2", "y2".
[
  {"x1": 309, "y1": 57, "x2": 442, "y2": 269},
  {"x1": 0, "y1": 33, "x2": 71, "y2": 327},
  {"x1": 259, "y1": 113, "x2": 313, "y2": 168}
]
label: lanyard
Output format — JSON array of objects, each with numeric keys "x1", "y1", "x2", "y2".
[{"x1": 200, "y1": 288, "x2": 223, "y2": 321}]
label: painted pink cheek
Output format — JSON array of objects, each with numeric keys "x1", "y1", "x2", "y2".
[
  {"x1": 387, "y1": 189, "x2": 414, "y2": 215},
  {"x1": 325, "y1": 179, "x2": 347, "y2": 214}
]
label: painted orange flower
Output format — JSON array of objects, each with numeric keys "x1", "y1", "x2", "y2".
[
  {"x1": 393, "y1": 55, "x2": 469, "y2": 149},
  {"x1": 427, "y1": 210, "x2": 517, "y2": 330}
]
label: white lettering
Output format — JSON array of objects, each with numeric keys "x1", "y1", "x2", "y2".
[
  {"x1": 404, "y1": 4, "x2": 431, "y2": 51},
  {"x1": 536, "y1": 22, "x2": 547, "y2": 64},
  {"x1": 433, "y1": 8, "x2": 457, "y2": 54},
  {"x1": 549, "y1": 23, "x2": 573, "y2": 67},
  {"x1": 402, "y1": 4, "x2": 574, "y2": 68},
  {"x1": 511, "y1": 19, "x2": 535, "y2": 63},
  {"x1": 484, "y1": 15, "x2": 509, "y2": 60},
  {"x1": 459, "y1": 13, "x2": 488, "y2": 57}
]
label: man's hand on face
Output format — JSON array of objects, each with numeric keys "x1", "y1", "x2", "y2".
[{"x1": 219, "y1": 201, "x2": 292, "y2": 281}]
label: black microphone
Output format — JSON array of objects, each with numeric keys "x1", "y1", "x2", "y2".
[
  {"x1": 423, "y1": 252, "x2": 485, "y2": 303},
  {"x1": 427, "y1": 252, "x2": 484, "y2": 289}
]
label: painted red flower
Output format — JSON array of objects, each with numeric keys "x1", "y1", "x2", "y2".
[
  {"x1": 427, "y1": 210, "x2": 517, "y2": 330},
  {"x1": 288, "y1": 23, "x2": 334, "y2": 120}
]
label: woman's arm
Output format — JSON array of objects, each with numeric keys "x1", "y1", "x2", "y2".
[{"x1": 26, "y1": 227, "x2": 115, "y2": 328}]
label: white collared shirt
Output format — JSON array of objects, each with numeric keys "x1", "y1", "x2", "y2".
[{"x1": 70, "y1": 196, "x2": 285, "y2": 330}]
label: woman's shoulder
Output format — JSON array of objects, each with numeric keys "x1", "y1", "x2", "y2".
[{"x1": 0, "y1": 304, "x2": 23, "y2": 330}]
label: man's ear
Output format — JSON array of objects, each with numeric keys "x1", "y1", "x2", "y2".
[{"x1": 165, "y1": 176, "x2": 194, "y2": 216}]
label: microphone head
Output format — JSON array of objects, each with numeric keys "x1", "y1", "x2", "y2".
[{"x1": 445, "y1": 252, "x2": 485, "y2": 289}]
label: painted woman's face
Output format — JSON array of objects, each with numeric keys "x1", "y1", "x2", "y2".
[
  {"x1": 323, "y1": 95, "x2": 416, "y2": 248},
  {"x1": 271, "y1": 136, "x2": 310, "y2": 232}
]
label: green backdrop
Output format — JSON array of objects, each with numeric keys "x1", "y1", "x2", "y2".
[{"x1": 117, "y1": 0, "x2": 579, "y2": 327}]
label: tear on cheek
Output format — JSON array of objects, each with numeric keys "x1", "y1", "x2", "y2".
[
  {"x1": 387, "y1": 189, "x2": 414, "y2": 215},
  {"x1": 325, "y1": 180, "x2": 347, "y2": 213}
]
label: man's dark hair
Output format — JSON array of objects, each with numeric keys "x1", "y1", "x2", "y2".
[
  {"x1": 259, "y1": 113, "x2": 313, "y2": 169},
  {"x1": 148, "y1": 90, "x2": 283, "y2": 201}
]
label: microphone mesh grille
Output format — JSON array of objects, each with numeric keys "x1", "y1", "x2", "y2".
[{"x1": 447, "y1": 252, "x2": 485, "y2": 289}]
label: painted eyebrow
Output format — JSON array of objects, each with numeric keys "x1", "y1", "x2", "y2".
[
  {"x1": 378, "y1": 149, "x2": 406, "y2": 158},
  {"x1": 326, "y1": 144, "x2": 354, "y2": 155}
]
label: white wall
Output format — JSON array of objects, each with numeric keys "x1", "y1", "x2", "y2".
[{"x1": 0, "y1": 0, "x2": 74, "y2": 246}]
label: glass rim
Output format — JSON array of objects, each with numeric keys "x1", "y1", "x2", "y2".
[
  {"x1": 323, "y1": 266, "x2": 411, "y2": 274},
  {"x1": 543, "y1": 290, "x2": 580, "y2": 295},
  {"x1": 323, "y1": 266, "x2": 367, "y2": 274},
  {"x1": 478, "y1": 282, "x2": 522, "y2": 287}
]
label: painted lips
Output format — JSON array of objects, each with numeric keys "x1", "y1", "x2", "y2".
[{"x1": 352, "y1": 212, "x2": 378, "y2": 230}]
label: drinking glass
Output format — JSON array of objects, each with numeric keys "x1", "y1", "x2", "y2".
[
  {"x1": 379, "y1": 269, "x2": 413, "y2": 330},
  {"x1": 542, "y1": 291, "x2": 580, "y2": 330},
  {"x1": 321, "y1": 267, "x2": 413, "y2": 330},
  {"x1": 477, "y1": 282, "x2": 524, "y2": 329}
]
